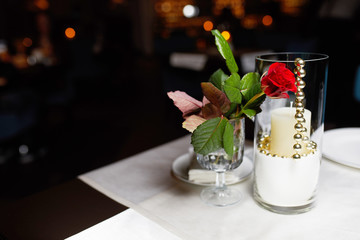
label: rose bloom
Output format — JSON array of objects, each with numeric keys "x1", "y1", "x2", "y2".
[{"x1": 261, "y1": 62, "x2": 297, "y2": 98}]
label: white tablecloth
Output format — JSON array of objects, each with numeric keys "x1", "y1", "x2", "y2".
[
  {"x1": 78, "y1": 135, "x2": 360, "y2": 240},
  {"x1": 65, "y1": 209, "x2": 182, "y2": 240}
]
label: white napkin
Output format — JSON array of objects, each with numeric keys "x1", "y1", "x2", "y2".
[
  {"x1": 187, "y1": 149, "x2": 241, "y2": 184},
  {"x1": 188, "y1": 169, "x2": 239, "y2": 184},
  {"x1": 65, "y1": 209, "x2": 181, "y2": 240}
]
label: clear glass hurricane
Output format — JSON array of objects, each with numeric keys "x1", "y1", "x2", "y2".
[
  {"x1": 253, "y1": 52, "x2": 329, "y2": 214},
  {"x1": 196, "y1": 118, "x2": 245, "y2": 207}
]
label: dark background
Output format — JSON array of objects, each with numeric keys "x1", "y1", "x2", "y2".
[{"x1": 0, "y1": 0, "x2": 359, "y2": 204}]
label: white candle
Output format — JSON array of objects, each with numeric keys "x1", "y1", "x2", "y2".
[{"x1": 270, "y1": 107, "x2": 311, "y2": 157}]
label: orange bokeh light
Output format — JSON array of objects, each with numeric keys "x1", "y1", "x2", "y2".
[
  {"x1": 34, "y1": 0, "x2": 49, "y2": 10},
  {"x1": 221, "y1": 31, "x2": 231, "y2": 41},
  {"x1": 22, "y1": 37, "x2": 33, "y2": 47},
  {"x1": 203, "y1": 20, "x2": 213, "y2": 31},
  {"x1": 65, "y1": 27, "x2": 76, "y2": 39},
  {"x1": 161, "y1": 2, "x2": 171, "y2": 13},
  {"x1": 262, "y1": 15, "x2": 273, "y2": 26}
]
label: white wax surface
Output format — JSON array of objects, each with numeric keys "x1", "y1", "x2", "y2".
[
  {"x1": 254, "y1": 149, "x2": 320, "y2": 206},
  {"x1": 270, "y1": 107, "x2": 311, "y2": 157}
]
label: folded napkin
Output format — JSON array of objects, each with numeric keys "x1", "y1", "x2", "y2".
[
  {"x1": 187, "y1": 149, "x2": 242, "y2": 184},
  {"x1": 188, "y1": 169, "x2": 240, "y2": 184}
]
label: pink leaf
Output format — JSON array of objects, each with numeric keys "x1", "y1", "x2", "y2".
[
  {"x1": 167, "y1": 91, "x2": 202, "y2": 117},
  {"x1": 182, "y1": 115, "x2": 206, "y2": 133},
  {"x1": 202, "y1": 96, "x2": 210, "y2": 106}
]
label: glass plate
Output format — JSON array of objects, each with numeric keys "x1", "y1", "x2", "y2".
[{"x1": 323, "y1": 128, "x2": 360, "y2": 169}]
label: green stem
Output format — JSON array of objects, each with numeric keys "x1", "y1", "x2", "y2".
[
  {"x1": 235, "y1": 105, "x2": 240, "y2": 116},
  {"x1": 236, "y1": 92, "x2": 265, "y2": 117}
]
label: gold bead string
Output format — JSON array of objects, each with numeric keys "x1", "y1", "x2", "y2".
[
  {"x1": 292, "y1": 58, "x2": 306, "y2": 159},
  {"x1": 292, "y1": 58, "x2": 317, "y2": 159}
]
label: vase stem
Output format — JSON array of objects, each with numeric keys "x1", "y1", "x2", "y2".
[{"x1": 216, "y1": 171, "x2": 226, "y2": 189}]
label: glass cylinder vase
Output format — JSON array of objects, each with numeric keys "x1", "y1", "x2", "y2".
[{"x1": 253, "y1": 53, "x2": 329, "y2": 214}]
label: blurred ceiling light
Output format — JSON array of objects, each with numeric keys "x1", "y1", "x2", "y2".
[
  {"x1": 183, "y1": 5, "x2": 199, "y2": 18},
  {"x1": 19, "y1": 145, "x2": 29, "y2": 155},
  {"x1": 22, "y1": 37, "x2": 33, "y2": 47},
  {"x1": 65, "y1": 27, "x2": 76, "y2": 39},
  {"x1": 221, "y1": 31, "x2": 231, "y2": 41},
  {"x1": 203, "y1": 20, "x2": 213, "y2": 31},
  {"x1": 262, "y1": 15, "x2": 273, "y2": 26}
]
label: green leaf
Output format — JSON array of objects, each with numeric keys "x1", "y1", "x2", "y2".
[
  {"x1": 224, "y1": 103, "x2": 237, "y2": 118},
  {"x1": 236, "y1": 92, "x2": 266, "y2": 118},
  {"x1": 223, "y1": 121, "x2": 234, "y2": 156},
  {"x1": 240, "y1": 72, "x2": 262, "y2": 101},
  {"x1": 191, "y1": 117, "x2": 228, "y2": 155},
  {"x1": 239, "y1": 72, "x2": 260, "y2": 90},
  {"x1": 224, "y1": 85, "x2": 242, "y2": 104},
  {"x1": 223, "y1": 73, "x2": 242, "y2": 104},
  {"x1": 242, "y1": 83, "x2": 262, "y2": 102},
  {"x1": 209, "y1": 69, "x2": 228, "y2": 91},
  {"x1": 224, "y1": 73, "x2": 241, "y2": 89},
  {"x1": 211, "y1": 29, "x2": 239, "y2": 74},
  {"x1": 242, "y1": 108, "x2": 258, "y2": 119},
  {"x1": 245, "y1": 92, "x2": 266, "y2": 110}
]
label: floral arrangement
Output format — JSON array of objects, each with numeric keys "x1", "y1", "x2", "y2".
[{"x1": 168, "y1": 29, "x2": 297, "y2": 156}]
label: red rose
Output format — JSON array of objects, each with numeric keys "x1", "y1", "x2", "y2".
[{"x1": 261, "y1": 62, "x2": 297, "y2": 98}]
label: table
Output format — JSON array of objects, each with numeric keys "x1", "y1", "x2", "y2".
[{"x1": 1, "y1": 135, "x2": 360, "y2": 240}]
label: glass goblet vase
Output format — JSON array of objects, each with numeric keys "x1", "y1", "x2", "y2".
[{"x1": 196, "y1": 118, "x2": 245, "y2": 207}]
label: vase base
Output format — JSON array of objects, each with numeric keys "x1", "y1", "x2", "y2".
[
  {"x1": 201, "y1": 187, "x2": 242, "y2": 207},
  {"x1": 253, "y1": 191, "x2": 316, "y2": 215}
]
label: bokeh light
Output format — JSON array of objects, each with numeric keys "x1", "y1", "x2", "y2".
[
  {"x1": 65, "y1": 27, "x2": 76, "y2": 39},
  {"x1": 183, "y1": 5, "x2": 199, "y2": 18},
  {"x1": 34, "y1": 0, "x2": 49, "y2": 10},
  {"x1": 112, "y1": 0, "x2": 124, "y2": 4},
  {"x1": 213, "y1": 0, "x2": 245, "y2": 19},
  {"x1": 161, "y1": 2, "x2": 171, "y2": 13},
  {"x1": 203, "y1": 20, "x2": 213, "y2": 31},
  {"x1": 221, "y1": 31, "x2": 231, "y2": 41},
  {"x1": 242, "y1": 15, "x2": 258, "y2": 29},
  {"x1": 262, "y1": 15, "x2": 273, "y2": 26},
  {"x1": 22, "y1": 37, "x2": 33, "y2": 47}
]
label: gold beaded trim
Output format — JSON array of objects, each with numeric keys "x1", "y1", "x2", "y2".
[{"x1": 257, "y1": 135, "x2": 317, "y2": 158}]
